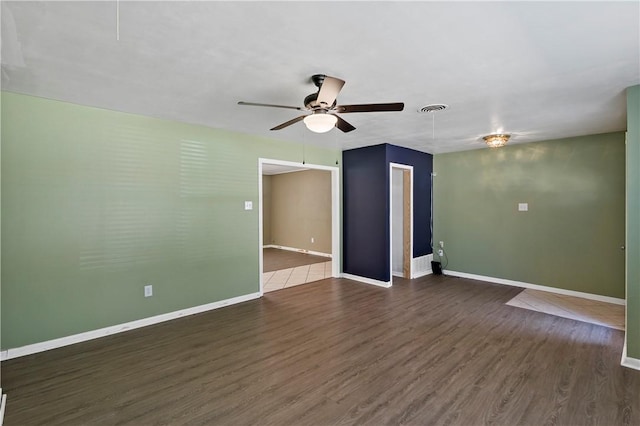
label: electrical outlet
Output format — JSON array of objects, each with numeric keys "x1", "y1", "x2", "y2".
[
  {"x1": 439, "y1": 241, "x2": 444, "y2": 248},
  {"x1": 437, "y1": 249, "x2": 444, "y2": 257},
  {"x1": 144, "y1": 285, "x2": 153, "y2": 297},
  {"x1": 311, "y1": 237, "x2": 314, "y2": 243}
]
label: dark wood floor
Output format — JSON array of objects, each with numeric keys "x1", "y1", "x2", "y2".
[
  {"x1": 263, "y1": 247, "x2": 328, "y2": 272},
  {"x1": 2, "y1": 275, "x2": 639, "y2": 425}
]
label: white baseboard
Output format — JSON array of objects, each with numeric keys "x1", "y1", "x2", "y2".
[
  {"x1": 342, "y1": 273, "x2": 392, "y2": 288},
  {"x1": 445, "y1": 270, "x2": 626, "y2": 306},
  {"x1": 622, "y1": 341, "x2": 640, "y2": 371},
  {"x1": 0, "y1": 292, "x2": 261, "y2": 361},
  {"x1": 264, "y1": 244, "x2": 331, "y2": 258},
  {"x1": 392, "y1": 254, "x2": 433, "y2": 279},
  {"x1": 394, "y1": 270, "x2": 432, "y2": 279},
  {"x1": 0, "y1": 390, "x2": 6, "y2": 426},
  {"x1": 412, "y1": 269, "x2": 433, "y2": 279},
  {"x1": 412, "y1": 254, "x2": 433, "y2": 278}
]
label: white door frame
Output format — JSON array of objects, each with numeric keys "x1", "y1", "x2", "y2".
[
  {"x1": 389, "y1": 162, "x2": 414, "y2": 283},
  {"x1": 258, "y1": 158, "x2": 341, "y2": 295}
]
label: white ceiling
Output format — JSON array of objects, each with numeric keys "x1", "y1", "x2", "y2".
[{"x1": 2, "y1": 1, "x2": 639, "y2": 154}]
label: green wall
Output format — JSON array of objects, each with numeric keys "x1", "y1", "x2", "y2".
[
  {"x1": 1, "y1": 92, "x2": 339, "y2": 349},
  {"x1": 626, "y1": 85, "x2": 640, "y2": 359},
  {"x1": 433, "y1": 132, "x2": 626, "y2": 299}
]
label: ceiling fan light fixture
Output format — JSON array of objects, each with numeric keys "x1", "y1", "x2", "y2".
[
  {"x1": 304, "y1": 113, "x2": 337, "y2": 133},
  {"x1": 483, "y1": 133, "x2": 510, "y2": 148}
]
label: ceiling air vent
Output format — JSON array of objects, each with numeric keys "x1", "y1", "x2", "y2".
[{"x1": 418, "y1": 104, "x2": 448, "y2": 113}]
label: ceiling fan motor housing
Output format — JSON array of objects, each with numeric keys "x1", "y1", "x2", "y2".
[
  {"x1": 304, "y1": 92, "x2": 336, "y2": 110},
  {"x1": 311, "y1": 74, "x2": 326, "y2": 88},
  {"x1": 238, "y1": 74, "x2": 403, "y2": 133}
]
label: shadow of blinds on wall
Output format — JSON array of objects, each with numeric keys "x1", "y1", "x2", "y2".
[{"x1": 78, "y1": 123, "x2": 177, "y2": 270}]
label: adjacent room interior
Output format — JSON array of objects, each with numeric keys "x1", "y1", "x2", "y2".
[
  {"x1": 261, "y1": 163, "x2": 333, "y2": 292},
  {"x1": 1, "y1": 1, "x2": 639, "y2": 425}
]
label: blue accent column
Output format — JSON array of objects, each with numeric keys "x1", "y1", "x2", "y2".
[
  {"x1": 342, "y1": 143, "x2": 433, "y2": 283},
  {"x1": 343, "y1": 145, "x2": 389, "y2": 282}
]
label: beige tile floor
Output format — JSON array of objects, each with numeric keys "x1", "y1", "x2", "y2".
[
  {"x1": 506, "y1": 288, "x2": 625, "y2": 330},
  {"x1": 263, "y1": 261, "x2": 332, "y2": 293}
]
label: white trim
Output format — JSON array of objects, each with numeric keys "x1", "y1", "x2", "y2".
[
  {"x1": 342, "y1": 273, "x2": 392, "y2": 288},
  {"x1": 258, "y1": 158, "x2": 338, "y2": 172},
  {"x1": 621, "y1": 357, "x2": 640, "y2": 370},
  {"x1": 259, "y1": 166, "x2": 264, "y2": 296},
  {"x1": 412, "y1": 269, "x2": 433, "y2": 279},
  {"x1": 263, "y1": 244, "x2": 331, "y2": 258},
  {"x1": 258, "y1": 158, "x2": 341, "y2": 295},
  {"x1": 392, "y1": 254, "x2": 434, "y2": 279},
  {"x1": 389, "y1": 163, "x2": 413, "y2": 284},
  {"x1": 330, "y1": 166, "x2": 340, "y2": 278},
  {"x1": 411, "y1": 254, "x2": 434, "y2": 279},
  {"x1": 445, "y1": 270, "x2": 626, "y2": 305},
  {"x1": 0, "y1": 292, "x2": 261, "y2": 361},
  {"x1": 0, "y1": 390, "x2": 6, "y2": 426},
  {"x1": 621, "y1": 340, "x2": 640, "y2": 370}
]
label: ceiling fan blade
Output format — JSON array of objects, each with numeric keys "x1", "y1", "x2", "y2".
[
  {"x1": 316, "y1": 76, "x2": 345, "y2": 107},
  {"x1": 335, "y1": 115, "x2": 356, "y2": 133},
  {"x1": 270, "y1": 115, "x2": 307, "y2": 131},
  {"x1": 238, "y1": 101, "x2": 304, "y2": 111},
  {"x1": 335, "y1": 102, "x2": 405, "y2": 113}
]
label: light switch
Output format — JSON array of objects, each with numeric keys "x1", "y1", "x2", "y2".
[
  {"x1": 244, "y1": 201, "x2": 253, "y2": 210},
  {"x1": 518, "y1": 203, "x2": 528, "y2": 212}
]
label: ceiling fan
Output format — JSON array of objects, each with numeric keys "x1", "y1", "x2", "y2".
[{"x1": 238, "y1": 74, "x2": 404, "y2": 133}]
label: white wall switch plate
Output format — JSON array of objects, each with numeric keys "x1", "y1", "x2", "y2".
[
  {"x1": 244, "y1": 201, "x2": 253, "y2": 210},
  {"x1": 144, "y1": 285, "x2": 153, "y2": 297},
  {"x1": 518, "y1": 203, "x2": 528, "y2": 212}
]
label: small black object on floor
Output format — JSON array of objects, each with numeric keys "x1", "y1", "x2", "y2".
[{"x1": 431, "y1": 261, "x2": 443, "y2": 275}]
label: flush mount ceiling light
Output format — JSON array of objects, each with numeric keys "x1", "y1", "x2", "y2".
[
  {"x1": 303, "y1": 112, "x2": 338, "y2": 133},
  {"x1": 483, "y1": 133, "x2": 510, "y2": 148}
]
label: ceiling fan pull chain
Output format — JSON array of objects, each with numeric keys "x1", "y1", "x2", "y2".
[
  {"x1": 432, "y1": 113, "x2": 435, "y2": 140},
  {"x1": 116, "y1": 0, "x2": 120, "y2": 41},
  {"x1": 335, "y1": 129, "x2": 339, "y2": 165},
  {"x1": 301, "y1": 125, "x2": 306, "y2": 164}
]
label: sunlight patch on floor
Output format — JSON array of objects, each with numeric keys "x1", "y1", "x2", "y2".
[{"x1": 506, "y1": 289, "x2": 624, "y2": 330}]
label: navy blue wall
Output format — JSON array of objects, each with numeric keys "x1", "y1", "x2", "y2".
[
  {"x1": 343, "y1": 143, "x2": 433, "y2": 283},
  {"x1": 386, "y1": 144, "x2": 433, "y2": 257},
  {"x1": 343, "y1": 145, "x2": 388, "y2": 282}
]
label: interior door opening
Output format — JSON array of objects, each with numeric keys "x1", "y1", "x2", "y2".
[
  {"x1": 258, "y1": 159, "x2": 340, "y2": 294},
  {"x1": 391, "y1": 164, "x2": 413, "y2": 281}
]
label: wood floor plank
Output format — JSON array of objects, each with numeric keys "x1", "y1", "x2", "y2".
[{"x1": 2, "y1": 275, "x2": 639, "y2": 425}]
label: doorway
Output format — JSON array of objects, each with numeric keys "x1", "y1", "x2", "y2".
[
  {"x1": 258, "y1": 159, "x2": 340, "y2": 294},
  {"x1": 390, "y1": 163, "x2": 413, "y2": 281}
]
